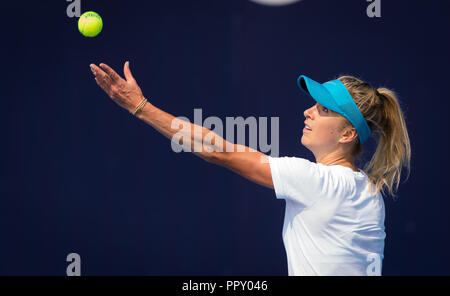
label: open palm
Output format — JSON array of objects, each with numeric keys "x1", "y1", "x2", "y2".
[{"x1": 90, "y1": 61, "x2": 145, "y2": 113}]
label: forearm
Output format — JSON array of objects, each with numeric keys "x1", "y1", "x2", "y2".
[
  {"x1": 135, "y1": 99, "x2": 272, "y2": 188},
  {"x1": 135, "y1": 100, "x2": 231, "y2": 161}
]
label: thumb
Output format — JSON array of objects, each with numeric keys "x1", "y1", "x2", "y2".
[{"x1": 123, "y1": 61, "x2": 136, "y2": 83}]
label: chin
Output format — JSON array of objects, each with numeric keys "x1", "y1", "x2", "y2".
[
  {"x1": 300, "y1": 135, "x2": 308, "y2": 146},
  {"x1": 301, "y1": 136, "x2": 314, "y2": 151}
]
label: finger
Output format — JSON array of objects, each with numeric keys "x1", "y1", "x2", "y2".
[
  {"x1": 94, "y1": 70, "x2": 113, "y2": 90},
  {"x1": 91, "y1": 64, "x2": 114, "y2": 87},
  {"x1": 94, "y1": 70, "x2": 116, "y2": 97},
  {"x1": 123, "y1": 61, "x2": 136, "y2": 83},
  {"x1": 90, "y1": 63, "x2": 107, "y2": 78},
  {"x1": 94, "y1": 77, "x2": 112, "y2": 97},
  {"x1": 91, "y1": 64, "x2": 116, "y2": 98},
  {"x1": 99, "y1": 63, "x2": 123, "y2": 82}
]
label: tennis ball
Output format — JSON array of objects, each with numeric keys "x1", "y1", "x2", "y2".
[{"x1": 78, "y1": 11, "x2": 103, "y2": 37}]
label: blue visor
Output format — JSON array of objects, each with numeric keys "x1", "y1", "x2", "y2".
[{"x1": 297, "y1": 75, "x2": 372, "y2": 144}]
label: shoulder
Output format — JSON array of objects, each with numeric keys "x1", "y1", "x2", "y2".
[
  {"x1": 319, "y1": 163, "x2": 359, "y2": 194},
  {"x1": 268, "y1": 156, "x2": 357, "y2": 206},
  {"x1": 269, "y1": 156, "x2": 352, "y2": 189},
  {"x1": 268, "y1": 156, "x2": 318, "y2": 178},
  {"x1": 269, "y1": 156, "x2": 350, "y2": 178}
]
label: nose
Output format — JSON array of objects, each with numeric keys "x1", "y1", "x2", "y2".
[{"x1": 304, "y1": 105, "x2": 314, "y2": 119}]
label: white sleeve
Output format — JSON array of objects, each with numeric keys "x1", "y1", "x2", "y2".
[{"x1": 268, "y1": 156, "x2": 335, "y2": 208}]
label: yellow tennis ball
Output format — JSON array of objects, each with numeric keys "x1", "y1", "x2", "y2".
[{"x1": 78, "y1": 11, "x2": 103, "y2": 37}]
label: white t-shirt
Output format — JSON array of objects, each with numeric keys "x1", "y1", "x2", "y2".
[{"x1": 268, "y1": 156, "x2": 386, "y2": 276}]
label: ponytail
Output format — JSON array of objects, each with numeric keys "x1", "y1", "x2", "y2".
[{"x1": 338, "y1": 76, "x2": 411, "y2": 198}]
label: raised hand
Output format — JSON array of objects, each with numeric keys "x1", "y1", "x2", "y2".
[{"x1": 90, "y1": 61, "x2": 146, "y2": 113}]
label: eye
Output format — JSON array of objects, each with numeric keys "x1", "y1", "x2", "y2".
[{"x1": 323, "y1": 107, "x2": 329, "y2": 113}]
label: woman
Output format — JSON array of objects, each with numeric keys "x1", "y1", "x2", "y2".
[{"x1": 89, "y1": 62, "x2": 411, "y2": 276}]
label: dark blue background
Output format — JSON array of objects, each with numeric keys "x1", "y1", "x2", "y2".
[{"x1": 1, "y1": 0, "x2": 449, "y2": 275}]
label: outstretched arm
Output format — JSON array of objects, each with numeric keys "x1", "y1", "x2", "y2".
[{"x1": 90, "y1": 62, "x2": 273, "y2": 189}]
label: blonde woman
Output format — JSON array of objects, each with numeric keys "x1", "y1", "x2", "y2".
[{"x1": 90, "y1": 62, "x2": 411, "y2": 276}]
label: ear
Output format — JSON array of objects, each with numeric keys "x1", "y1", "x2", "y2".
[{"x1": 339, "y1": 126, "x2": 359, "y2": 144}]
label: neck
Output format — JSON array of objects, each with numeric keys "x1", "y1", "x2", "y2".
[{"x1": 315, "y1": 153, "x2": 358, "y2": 171}]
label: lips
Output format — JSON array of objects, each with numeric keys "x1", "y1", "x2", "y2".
[{"x1": 304, "y1": 122, "x2": 312, "y2": 131}]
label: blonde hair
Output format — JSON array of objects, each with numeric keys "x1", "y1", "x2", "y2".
[{"x1": 337, "y1": 75, "x2": 411, "y2": 199}]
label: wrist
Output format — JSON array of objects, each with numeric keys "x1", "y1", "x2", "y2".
[
  {"x1": 130, "y1": 96, "x2": 148, "y2": 116},
  {"x1": 135, "y1": 98, "x2": 154, "y2": 119}
]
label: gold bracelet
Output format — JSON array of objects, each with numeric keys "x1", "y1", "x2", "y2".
[{"x1": 131, "y1": 98, "x2": 147, "y2": 115}]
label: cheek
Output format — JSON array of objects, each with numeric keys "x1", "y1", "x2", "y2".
[
  {"x1": 328, "y1": 126, "x2": 344, "y2": 141},
  {"x1": 317, "y1": 125, "x2": 340, "y2": 142},
  {"x1": 328, "y1": 126, "x2": 337, "y2": 136},
  {"x1": 302, "y1": 123, "x2": 339, "y2": 143}
]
